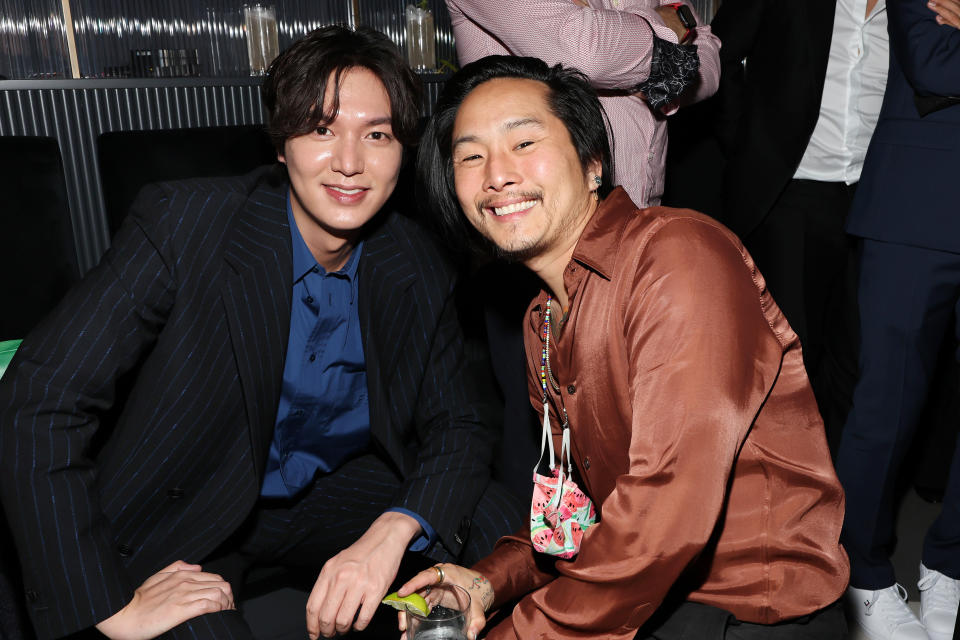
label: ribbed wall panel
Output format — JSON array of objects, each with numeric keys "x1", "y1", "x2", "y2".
[
  {"x1": 0, "y1": 76, "x2": 444, "y2": 273},
  {"x1": 0, "y1": 80, "x2": 266, "y2": 271}
]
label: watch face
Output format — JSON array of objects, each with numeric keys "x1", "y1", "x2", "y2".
[{"x1": 677, "y1": 5, "x2": 696, "y2": 29}]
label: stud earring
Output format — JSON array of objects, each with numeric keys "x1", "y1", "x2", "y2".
[{"x1": 593, "y1": 175, "x2": 602, "y2": 186}]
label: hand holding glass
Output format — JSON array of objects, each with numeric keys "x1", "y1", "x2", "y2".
[{"x1": 407, "y1": 583, "x2": 470, "y2": 640}]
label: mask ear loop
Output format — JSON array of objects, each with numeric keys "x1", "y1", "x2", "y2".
[
  {"x1": 533, "y1": 400, "x2": 557, "y2": 476},
  {"x1": 552, "y1": 408, "x2": 571, "y2": 511}
]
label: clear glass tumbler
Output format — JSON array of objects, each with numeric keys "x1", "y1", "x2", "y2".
[
  {"x1": 405, "y1": 4, "x2": 436, "y2": 71},
  {"x1": 407, "y1": 583, "x2": 470, "y2": 640},
  {"x1": 243, "y1": 3, "x2": 279, "y2": 76}
]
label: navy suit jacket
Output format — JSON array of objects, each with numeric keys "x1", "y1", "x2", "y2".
[
  {"x1": 846, "y1": 0, "x2": 960, "y2": 253},
  {"x1": 0, "y1": 165, "x2": 495, "y2": 639}
]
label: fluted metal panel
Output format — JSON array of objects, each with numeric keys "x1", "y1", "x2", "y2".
[
  {"x1": 0, "y1": 74, "x2": 444, "y2": 272},
  {"x1": 0, "y1": 79, "x2": 265, "y2": 271},
  {"x1": 0, "y1": 0, "x2": 71, "y2": 79}
]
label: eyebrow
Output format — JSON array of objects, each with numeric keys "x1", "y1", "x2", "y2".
[
  {"x1": 452, "y1": 116, "x2": 545, "y2": 150},
  {"x1": 366, "y1": 116, "x2": 393, "y2": 127}
]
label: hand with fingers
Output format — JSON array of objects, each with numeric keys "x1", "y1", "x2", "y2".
[
  {"x1": 95, "y1": 560, "x2": 234, "y2": 640},
  {"x1": 305, "y1": 511, "x2": 421, "y2": 639},
  {"x1": 929, "y1": 0, "x2": 960, "y2": 28},
  {"x1": 396, "y1": 563, "x2": 494, "y2": 640}
]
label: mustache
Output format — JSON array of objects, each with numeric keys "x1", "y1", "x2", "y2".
[{"x1": 475, "y1": 191, "x2": 543, "y2": 216}]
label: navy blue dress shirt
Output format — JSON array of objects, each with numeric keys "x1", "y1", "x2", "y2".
[{"x1": 261, "y1": 195, "x2": 434, "y2": 549}]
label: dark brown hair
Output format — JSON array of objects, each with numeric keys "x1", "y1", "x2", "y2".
[{"x1": 262, "y1": 25, "x2": 422, "y2": 151}]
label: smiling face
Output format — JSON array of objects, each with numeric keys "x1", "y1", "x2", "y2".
[
  {"x1": 279, "y1": 66, "x2": 403, "y2": 258},
  {"x1": 451, "y1": 77, "x2": 600, "y2": 266}
]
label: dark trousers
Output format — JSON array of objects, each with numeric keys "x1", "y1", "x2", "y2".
[
  {"x1": 836, "y1": 239, "x2": 960, "y2": 588},
  {"x1": 157, "y1": 453, "x2": 524, "y2": 639},
  {"x1": 744, "y1": 179, "x2": 860, "y2": 451},
  {"x1": 637, "y1": 600, "x2": 847, "y2": 640}
]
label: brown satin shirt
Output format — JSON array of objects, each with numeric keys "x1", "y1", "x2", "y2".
[{"x1": 473, "y1": 188, "x2": 849, "y2": 639}]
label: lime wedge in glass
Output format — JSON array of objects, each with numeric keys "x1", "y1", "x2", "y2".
[{"x1": 381, "y1": 591, "x2": 431, "y2": 617}]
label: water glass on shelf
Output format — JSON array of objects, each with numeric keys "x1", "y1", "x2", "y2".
[
  {"x1": 243, "y1": 3, "x2": 279, "y2": 76},
  {"x1": 405, "y1": 4, "x2": 436, "y2": 71},
  {"x1": 407, "y1": 583, "x2": 470, "y2": 640}
]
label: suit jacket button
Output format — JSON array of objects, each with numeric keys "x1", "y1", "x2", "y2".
[
  {"x1": 459, "y1": 516, "x2": 471, "y2": 530},
  {"x1": 567, "y1": 384, "x2": 576, "y2": 395},
  {"x1": 584, "y1": 457, "x2": 591, "y2": 470},
  {"x1": 117, "y1": 544, "x2": 133, "y2": 557},
  {"x1": 167, "y1": 487, "x2": 185, "y2": 500},
  {"x1": 25, "y1": 590, "x2": 39, "y2": 603}
]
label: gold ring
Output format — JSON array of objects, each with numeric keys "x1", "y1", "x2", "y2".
[{"x1": 433, "y1": 565, "x2": 445, "y2": 584}]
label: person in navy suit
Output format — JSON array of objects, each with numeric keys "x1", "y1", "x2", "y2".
[
  {"x1": 835, "y1": 2, "x2": 960, "y2": 639},
  {"x1": 0, "y1": 26, "x2": 522, "y2": 640}
]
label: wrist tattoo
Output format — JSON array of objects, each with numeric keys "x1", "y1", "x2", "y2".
[{"x1": 470, "y1": 575, "x2": 493, "y2": 610}]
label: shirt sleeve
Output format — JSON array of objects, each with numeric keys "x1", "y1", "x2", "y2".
[
  {"x1": 447, "y1": 0, "x2": 719, "y2": 105},
  {"x1": 888, "y1": 0, "x2": 960, "y2": 96},
  {"x1": 447, "y1": 0, "x2": 667, "y2": 90},
  {"x1": 477, "y1": 217, "x2": 785, "y2": 639},
  {"x1": 386, "y1": 507, "x2": 437, "y2": 551}
]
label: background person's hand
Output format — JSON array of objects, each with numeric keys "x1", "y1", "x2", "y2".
[
  {"x1": 396, "y1": 563, "x2": 493, "y2": 640},
  {"x1": 95, "y1": 560, "x2": 234, "y2": 640},
  {"x1": 929, "y1": 0, "x2": 960, "y2": 28},
  {"x1": 654, "y1": 4, "x2": 689, "y2": 42},
  {"x1": 305, "y1": 511, "x2": 421, "y2": 639}
]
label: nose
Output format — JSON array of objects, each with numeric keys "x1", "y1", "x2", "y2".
[
  {"x1": 483, "y1": 150, "x2": 520, "y2": 192},
  {"x1": 330, "y1": 136, "x2": 364, "y2": 176}
]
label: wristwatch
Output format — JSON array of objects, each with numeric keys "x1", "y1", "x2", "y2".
[{"x1": 663, "y1": 2, "x2": 697, "y2": 43}]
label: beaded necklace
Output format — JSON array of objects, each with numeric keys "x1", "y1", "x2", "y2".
[{"x1": 540, "y1": 295, "x2": 562, "y2": 399}]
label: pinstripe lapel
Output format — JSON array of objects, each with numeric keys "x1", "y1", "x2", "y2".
[
  {"x1": 222, "y1": 175, "x2": 292, "y2": 479},
  {"x1": 359, "y1": 214, "x2": 418, "y2": 455}
]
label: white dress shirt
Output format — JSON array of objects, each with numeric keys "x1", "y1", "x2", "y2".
[{"x1": 794, "y1": 0, "x2": 889, "y2": 184}]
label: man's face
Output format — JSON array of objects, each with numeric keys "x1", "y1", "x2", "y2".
[
  {"x1": 451, "y1": 77, "x2": 600, "y2": 263},
  {"x1": 280, "y1": 67, "x2": 403, "y2": 243}
]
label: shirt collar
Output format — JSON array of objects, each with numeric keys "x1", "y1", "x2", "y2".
[
  {"x1": 286, "y1": 190, "x2": 362, "y2": 283},
  {"x1": 568, "y1": 186, "x2": 635, "y2": 281}
]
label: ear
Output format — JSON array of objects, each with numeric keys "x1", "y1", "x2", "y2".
[
  {"x1": 277, "y1": 151, "x2": 287, "y2": 165},
  {"x1": 587, "y1": 158, "x2": 602, "y2": 188}
]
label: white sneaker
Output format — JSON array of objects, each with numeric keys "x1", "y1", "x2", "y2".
[
  {"x1": 918, "y1": 564, "x2": 959, "y2": 640},
  {"x1": 845, "y1": 583, "x2": 930, "y2": 640}
]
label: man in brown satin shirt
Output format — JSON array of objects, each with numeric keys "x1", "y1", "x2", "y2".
[{"x1": 403, "y1": 55, "x2": 850, "y2": 640}]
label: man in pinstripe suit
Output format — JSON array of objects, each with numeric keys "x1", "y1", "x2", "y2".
[{"x1": 0, "y1": 26, "x2": 521, "y2": 640}]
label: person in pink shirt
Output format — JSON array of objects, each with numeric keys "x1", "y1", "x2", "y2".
[{"x1": 445, "y1": 0, "x2": 721, "y2": 207}]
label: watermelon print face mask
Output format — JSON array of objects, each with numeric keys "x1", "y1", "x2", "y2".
[{"x1": 529, "y1": 403, "x2": 596, "y2": 559}]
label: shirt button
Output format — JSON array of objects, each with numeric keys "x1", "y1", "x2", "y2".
[
  {"x1": 584, "y1": 457, "x2": 591, "y2": 470},
  {"x1": 567, "y1": 384, "x2": 576, "y2": 395},
  {"x1": 306, "y1": 296, "x2": 314, "y2": 304},
  {"x1": 312, "y1": 266, "x2": 319, "y2": 273},
  {"x1": 309, "y1": 353, "x2": 316, "y2": 362}
]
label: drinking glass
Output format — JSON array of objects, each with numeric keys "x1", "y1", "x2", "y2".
[
  {"x1": 243, "y1": 3, "x2": 279, "y2": 76},
  {"x1": 405, "y1": 4, "x2": 436, "y2": 71},
  {"x1": 407, "y1": 583, "x2": 470, "y2": 640}
]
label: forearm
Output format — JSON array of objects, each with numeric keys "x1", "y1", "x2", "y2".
[
  {"x1": 683, "y1": 24, "x2": 722, "y2": 105},
  {"x1": 448, "y1": 0, "x2": 668, "y2": 89}
]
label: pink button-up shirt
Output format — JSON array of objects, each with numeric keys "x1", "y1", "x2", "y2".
[{"x1": 445, "y1": 0, "x2": 721, "y2": 206}]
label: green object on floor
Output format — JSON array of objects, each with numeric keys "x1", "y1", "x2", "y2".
[{"x1": 0, "y1": 339, "x2": 22, "y2": 380}]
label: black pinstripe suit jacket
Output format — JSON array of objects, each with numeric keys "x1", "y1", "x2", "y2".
[{"x1": 0, "y1": 165, "x2": 495, "y2": 639}]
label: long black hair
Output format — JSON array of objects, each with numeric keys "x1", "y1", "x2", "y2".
[{"x1": 418, "y1": 55, "x2": 615, "y2": 255}]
